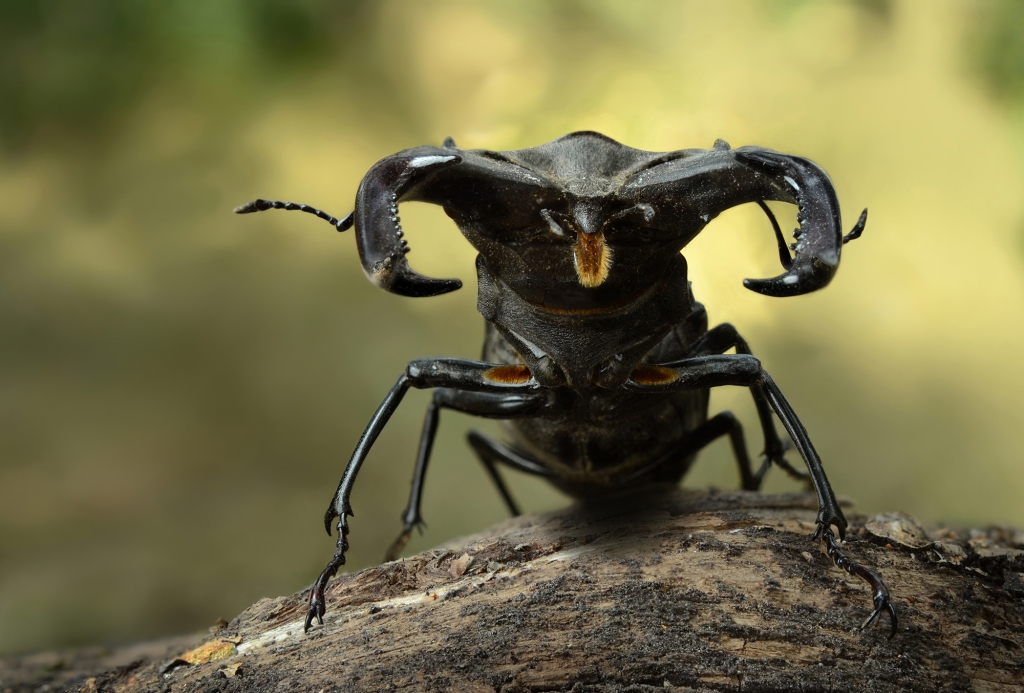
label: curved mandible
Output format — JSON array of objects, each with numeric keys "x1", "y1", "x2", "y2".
[
  {"x1": 355, "y1": 146, "x2": 464, "y2": 297},
  {"x1": 625, "y1": 142, "x2": 859, "y2": 298},
  {"x1": 731, "y1": 147, "x2": 849, "y2": 298}
]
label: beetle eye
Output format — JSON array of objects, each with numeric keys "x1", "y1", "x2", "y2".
[{"x1": 540, "y1": 209, "x2": 568, "y2": 237}]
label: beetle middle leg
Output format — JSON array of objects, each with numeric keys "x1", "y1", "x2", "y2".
[
  {"x1": 383, "y1": 389, "x2": 545, "y2": 562},
  {"x1": 686, "y1": 313, "x2": 808, "y2": 488},
  {"x1": 626, "y1": 354, "x2": 897, "y2": 637}
]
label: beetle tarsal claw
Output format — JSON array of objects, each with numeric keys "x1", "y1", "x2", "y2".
[{"x1": 819, "y1": 525, "x2": 898, "y2": 638}]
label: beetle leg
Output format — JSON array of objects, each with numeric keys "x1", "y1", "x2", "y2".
[
  {"x1": 626, "y1": 355, "x2": 845, "y2": 535},
  {"x1": 625, "y1": 354, "x2": 896, "y2": 634},
  {"x1": 384, "y1": 389, "x2": 544, "y2": 562},
  {"x1": 467, "y1": 432, "x2": 522, "y2": 518},
  {"x1": 466, "y1": 430, "x2": 562, "y2": 517},
  {"x1": 306, "y1": 373, "x2": 412, "y2": 631},
  {"x1": 820, "y1": 525, "x2": 898, "y2": 637},
  {"x1": 306, "y1": 358, "x2": 546, "y2": 632},
  {"x1": 616, "y1": 411, "x2": 756, "y2": 488},
  {"x1": 755, "y1": 371, "x2": 846, "y2": 538},
  {"x1": 383, "y1": 392, "x2": 441, "y2": 563},
  {"x1": 690, "y1": 322, "x2": 809, "y2": 487}
]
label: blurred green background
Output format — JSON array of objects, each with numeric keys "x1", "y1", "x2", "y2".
[{"x1": 3, "y1": 0, "x2": 1024, "y2": 654}]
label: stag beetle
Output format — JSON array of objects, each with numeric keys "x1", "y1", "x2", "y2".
[{"x1": 236, "y1": 131, "x2": 895, "y2": 637}]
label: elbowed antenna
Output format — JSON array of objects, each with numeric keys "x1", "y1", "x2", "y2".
[
  {"x1": 234, "y1": 199, "x2": 354, "y2": 232},
  {"x1": 754, "y1": 202, "x2": 867, "y2": 272},
  {"x1": 755, "y1": 200, "x2": 794, "y2": 271},
  {"x1": 843, "y1": 208, "x2": 868, "y2": 244}
]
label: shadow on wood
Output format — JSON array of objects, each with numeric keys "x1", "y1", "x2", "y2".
[{"x1": 4, "y1": 487, "x2": 1023, "y2": 692}]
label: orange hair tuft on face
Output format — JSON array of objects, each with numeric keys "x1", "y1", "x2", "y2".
[{"x1": 573, "y1": 232, "x2": 612, "y2": 288}]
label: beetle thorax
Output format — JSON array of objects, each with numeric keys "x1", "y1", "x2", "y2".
[{"x1": 475, "y1": 255, "x2": 692, "y2": 390}]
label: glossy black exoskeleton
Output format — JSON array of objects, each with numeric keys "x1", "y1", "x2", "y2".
[{"x1": 236, "y1": 131, "x2": 895, "y2": 637}]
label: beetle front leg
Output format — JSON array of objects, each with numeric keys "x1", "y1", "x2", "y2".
[
  {"x1": 626, "y1": 354, "x2": 897, "y2": 636},
  {"x1": 306, "y1": 373, "x2": 413, "y2": 631},
  {"x1": 752, "y1": 371, "x2": 846, "y2": 539},
  {"x1": 306, "y1": 358, "x2": 543, "y2": 632},
  {"x1": 757, "y1": 372, "x2": 896, "y2": 637}
]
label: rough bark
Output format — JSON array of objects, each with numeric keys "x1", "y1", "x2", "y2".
[{"x1": 4, "y1": 487, "x2": 1024, "y2": 693}]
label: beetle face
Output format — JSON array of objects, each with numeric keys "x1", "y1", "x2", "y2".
[
  {"x1": 433, "y1": 134, "x2": 707, "y2": 310},
  {"x1": 353, "y1": 131, "x2": 850, "y2": 306},
  {"x1": 445, "y1": 197, "x2": 692, "y2": 311}
]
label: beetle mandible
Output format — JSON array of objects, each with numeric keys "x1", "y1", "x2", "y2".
[{"x1": 236, "y1": 131, "x2": 895, "y2": 636}]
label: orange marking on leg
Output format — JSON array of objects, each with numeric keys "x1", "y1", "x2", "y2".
[
  {"x1": 630, "y1": 365, "x2": 679, "y2": 386},
  {"x1": 484, "y1": 365, "x2": 533, "y2": 384}
]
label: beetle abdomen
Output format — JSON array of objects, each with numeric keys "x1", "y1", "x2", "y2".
[{"x1": 483, "y1": 319, "x2": 711, "y2": 497}]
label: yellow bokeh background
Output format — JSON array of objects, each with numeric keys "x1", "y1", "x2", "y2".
[{"x1": 2, "y1": 0, "x2": 1024, "y2": 652}]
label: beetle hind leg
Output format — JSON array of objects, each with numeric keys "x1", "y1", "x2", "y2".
[
  {"x1": 615, "y1": 411, "x2": 756, "y2": 488},
  {"x1": 689, "y1": 318, "x2": 810, "y2": 488},
  {"x1": 467, "y1": 430, "x2": 560, "y2": 517},
  {"x1": 468, "y1": 432, "x2": 521, "y2": 517}
]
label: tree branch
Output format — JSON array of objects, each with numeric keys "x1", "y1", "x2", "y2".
[{"x1": 6, "y1": 487, "x2": 1024, "y2": 692}]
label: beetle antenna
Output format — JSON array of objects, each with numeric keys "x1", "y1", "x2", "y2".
[
  {"x1": 605, "y1": 203, "x2": 656, "y2": 227},
  {"x1": 842, "y1": 208, "x2": 867, "y2": 244},
  {"x1": 233, "y1": 199, "x2": 354, "y2": 232},
  {"x1": 755, "y1": 200, "x2": 793, "y2": 271}
]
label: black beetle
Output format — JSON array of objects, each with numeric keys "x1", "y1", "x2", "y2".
[{"x1": 236, "y1": 131, "x2": 895, "y2": 636}]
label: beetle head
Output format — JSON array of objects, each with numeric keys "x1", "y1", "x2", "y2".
[{"x1": 352, "y1": 132, "x2": 860, "y2": 306}]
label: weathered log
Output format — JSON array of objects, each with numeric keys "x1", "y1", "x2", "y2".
[{"x1": 5, "y1": 487, "x2": 1024, "y2": 692}]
